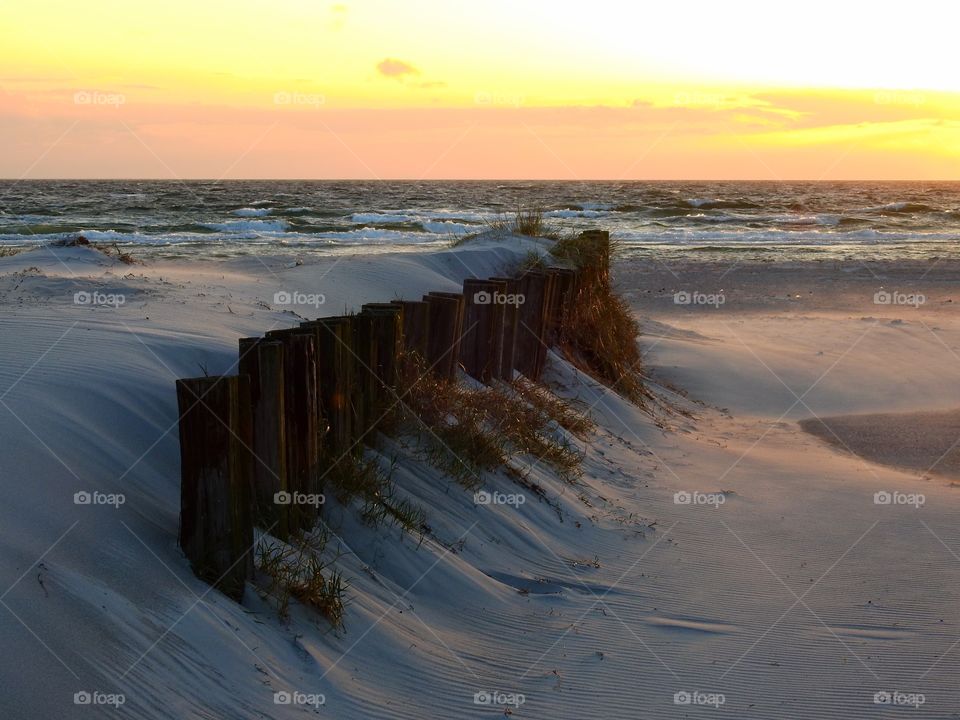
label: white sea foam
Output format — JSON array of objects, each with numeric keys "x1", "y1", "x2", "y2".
[
  {"x1": 350, "y1": 212, "x2": 417, "y2": 224},
  {"x1": 420, "y1": 220, "x2": 473, "y2": 234},
  {"x1": 544, "y1": 209, "x2": 607, "y2": 219},
  {"x1": 202, "y1": 220, "x2": 289, "y2": 233},
  {"x1": 232, "y1": 207, "x2": 272, "y2": 217}
]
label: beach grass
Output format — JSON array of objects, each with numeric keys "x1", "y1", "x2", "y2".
[
  {"x1": 256, "y1": 529, "x2": 349, "y2": 629},
  {"x1": 552, "y1": 232, "x2": 646, "y2": 405},
  {"x1": 397, "y1": 352, "x2": 585, "y2": 487}
]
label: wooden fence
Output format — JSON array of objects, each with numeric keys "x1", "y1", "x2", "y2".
[{"x1": 176, "y1": 230, "x2": 607, "y2": 597}]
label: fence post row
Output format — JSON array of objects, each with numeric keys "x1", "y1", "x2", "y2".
[{"x1": 177, "y1": 231, "x2": 608, "y2": 595}]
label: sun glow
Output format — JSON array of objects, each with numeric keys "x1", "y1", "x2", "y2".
[{"x1": 1, "y1": 0, "x2": 958, "y2": 178}]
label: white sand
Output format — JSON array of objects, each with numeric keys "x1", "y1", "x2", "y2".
[{"x1": 2, "y1": 244, "x2": 960, "y2": 718}]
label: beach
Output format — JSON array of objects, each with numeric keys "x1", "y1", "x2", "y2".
[{"x1": 1, "y1": 238, "x2": 958, "y2": 718}]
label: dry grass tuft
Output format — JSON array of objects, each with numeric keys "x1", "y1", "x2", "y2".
[
  {"x1": 326, "y1": 451, "x2": 426, "y2": 535},
  {"x1": 256, "y1": 530, "x2": 349, "y2": 628},
  {"x1": 396, "y1": 353, "x2": 584, "y2": 486},
  {"x1": 551, "y1": 231, "x2": 646, "y2": 404}
]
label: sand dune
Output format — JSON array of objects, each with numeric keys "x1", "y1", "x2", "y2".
[{"x1": 2, "y1": 246, "x2": 960, "y2": 718}]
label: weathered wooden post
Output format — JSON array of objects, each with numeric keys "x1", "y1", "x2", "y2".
[
  {"x1": 263, "y1": 329, "x2": 320, "y2": 531},
  {"x1": 300, "y1": 317, "x2": 355, "y2": 456},
  {"x1": 360, "y1": 303, "x2": 403, "y2": 431},
  {"x1": 398, "y1": 300, "x2": 430, "y2": 362},
  {"x1": 351, "y1": 312, "x2": 375, "y2": 441},
  {"x1": 514, "y1": 270, "x2": 550, "y2": 380},
  {"x1": 424, "y1": 292, "x2": 464, "y2": 380},
  {"x1": 238, "y1": 338, "x2": 289, "y2": 539},
  {"x1": 550, "y1": 268, "x2": 577, "y2": 343},
  {"x1": 176, "y1": 375, "x2": 254, "y2": 600},
  {"x1": 461, "y1": 278, "x2": 507, "y2": 383},
  {"x1": 544, "y1": 269, "x2": 564, "y2": 346},
  {"x1": 489, "y1": 276, "x2": 522, "y2": 381}
]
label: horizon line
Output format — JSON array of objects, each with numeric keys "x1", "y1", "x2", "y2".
[{"x1": 3, "y1": 178, "x2": 959, "y2": 183}]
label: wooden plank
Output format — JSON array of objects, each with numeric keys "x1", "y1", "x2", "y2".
[
  {"x1": 489, "y1": 276, "x2": 522, "y2": 381},
  {"x1": 514, "y1": 270, "x2": 549, "y2": 380},
  {"x1": 426, "y1": 292, "x2": 465, "y2": 372},
  {"x1": 300, "y1": 317, "x2": 355, "y2": 456},
  {"x1": 424, "y1": 292, "x2": 463, "y2": 380},
  {"x1": 238, "y1": 338, "x2": 289, "y2": 539},
  {"x1": 461, "y1": 278, "x2": 507, "y2": 383},
  {"x1": 360, "y1": 304, "x2": 403, "y2": 431},
  {"x1": 398, "y1": 300, "x2": 430, "y2": 362},
  {"x1": 176, "y1": 375, "x2": 254, "y2": 600},
  {"x1": 263, "y1": 330, "x2": 321, "y2": 530}
]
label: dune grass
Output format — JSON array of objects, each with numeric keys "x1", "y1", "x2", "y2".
[
  {"x1": 395, "y1": 353, "x2": 585, "y2": 488},
  {"x1": 325, "y1": 450, "x2": 426, "y2": 535},
  {"x1": 256, "y1": 530, "x2": 349, "y2": 629},
  {"x1": 551, "y1": 231, "x2": 646, "y2": 405}
]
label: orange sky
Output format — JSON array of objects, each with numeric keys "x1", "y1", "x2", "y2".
[{"x1": 2, "y1": 0, "x2": 959, "y2": 179}]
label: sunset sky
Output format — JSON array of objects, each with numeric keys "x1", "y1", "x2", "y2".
[{"x1": 2, "y1": 0, "x2": 959, "y2": 179}]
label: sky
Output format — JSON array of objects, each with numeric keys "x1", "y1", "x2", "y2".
[{"x1": 1, "y1": 0, "x2": 959, "y2": 180}]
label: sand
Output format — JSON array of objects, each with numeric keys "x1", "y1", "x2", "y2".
[{"x1": 2, "y1": 242, "x2": 960, "y2": 718}]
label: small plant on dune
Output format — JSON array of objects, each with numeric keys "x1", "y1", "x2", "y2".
[
  {"x1": 514, "y1": 205, "x2": 544, "y2": 237},
  {"x1": 510, "y1": 376, "x2": 594, "y2": 437},
  {"x1": 110, "y1": 242, "x2": 136, "y2": 264},
  {"x1": 483, "y1": 212, "x2": 517, "y2": 238},
  {"x1": 325, "y1": 450, "x2": 426, "y2": 535},
  {"x1": 399, "y1": 363, "x2": 505, "y2": 488},
  {"x1": 256, "y1": 530, "x2": 349, "y2": 629},
  {"x1": 395, "y1": 353, "x2": 585, "y2": 486},
  {"x1": 480, "y1": 205, "x2": 556, "y2": 239},
  {"x1": 473, "y1": 387, "x2": 583, "y2": 481},
  {"x1": 551, "y1": 231, "x2": 646, "y2": 405}
]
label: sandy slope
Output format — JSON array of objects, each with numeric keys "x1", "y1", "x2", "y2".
[{"x1": 1, "y1": 245, "x2": 959, "y2": 718}]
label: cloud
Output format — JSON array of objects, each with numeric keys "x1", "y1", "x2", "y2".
[{"x1": 376, "y1": 58, "x2": 419, "y2": 79}]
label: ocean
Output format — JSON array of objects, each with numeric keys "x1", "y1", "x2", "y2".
[{"x1": 1, "y1": 180, "x2": 958, "y2": 260}]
